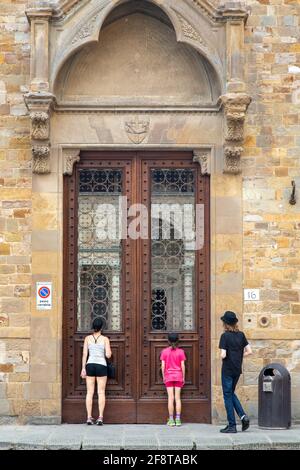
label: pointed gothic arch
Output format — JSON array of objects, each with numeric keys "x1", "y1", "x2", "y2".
[
  {"x1": 48, "y1": 0, "x2": 224, "y2": 93},
  {"x1": 54, "y1": 2, "x2": 222, "y2": 108}
]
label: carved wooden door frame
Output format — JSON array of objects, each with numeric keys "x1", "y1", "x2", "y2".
[{"x1": 62, "y1": 150, "x2": 211, "y2": 423}]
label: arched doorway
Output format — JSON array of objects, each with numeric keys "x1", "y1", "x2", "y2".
[
  {"x1": 59, "y1": 2, "x2": 216, "y2": 423},
  {"x1": 63, "y1": 150, "x2": 210, "y2": 423},
  {"x1": 25, "y1": 0, "x2": 250, "y2": 424}
]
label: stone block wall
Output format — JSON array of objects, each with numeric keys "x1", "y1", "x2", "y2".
[
  {"x1": 0, "y1": 0, "x2": 32, "y2": 423},
  {"x1": 0, "y1": 1, "x2": 61, "y2": 423},
  {"x1": 0, "y1": 0, "x2": 300, "y2": 424},
  {"x1": 241, "y1": 0, "x2": 300, "y2": 420}
]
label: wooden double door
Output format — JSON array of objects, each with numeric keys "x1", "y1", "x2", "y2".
[{"x1": 63, "y1": 151, "x2": 210, "y2": 423}]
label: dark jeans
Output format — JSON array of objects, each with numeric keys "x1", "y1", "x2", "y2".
[{"x1": 221, "y1": 373, "x2": 245, "y2": 427}]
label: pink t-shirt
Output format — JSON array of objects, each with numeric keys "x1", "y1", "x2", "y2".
[{"x1": 160, "y1": 347, "x2": 186, "y2": 382}]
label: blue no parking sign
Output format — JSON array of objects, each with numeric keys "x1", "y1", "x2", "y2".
[{"x1": 36, "y1": 282, "x2": 52, "y2": 310}]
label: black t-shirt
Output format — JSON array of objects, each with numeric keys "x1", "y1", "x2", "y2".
[{"x1": 219, "y1": 331, "x2": 249, "y2": 377}]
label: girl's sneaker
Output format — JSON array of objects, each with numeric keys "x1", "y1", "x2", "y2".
[
  {"x1": 167, "y1": 418, "x2": 175, "y2": 427},
  {"x1": 86, "y1": 417, "x2": 94, "y2": 425},
  {"x1": 96, "y1": 417, "x2": 103, "y2": 426},
  {"x1": 175, "y1": 417, "x2": 182, "y2": 426}
]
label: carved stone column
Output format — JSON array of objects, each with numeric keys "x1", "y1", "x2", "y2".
[
  {"x1": 193, "y1": 150, "x2": 211, "y2": 175},
  {"x1": 26, "y1": 6, "x2": 53, "y2": 92},
  {"x1": 219, "y1": 93, "x2": 251, "y2": 174},
  {"x1": 24, "y1": 92, "x2": 55, "y2": 174},
  {"x1": 221, "y1": 3, "x2": 248, "y2": 93},
  {"x1": 24, "y1": 6, "x2": 56, "y2": 174}
]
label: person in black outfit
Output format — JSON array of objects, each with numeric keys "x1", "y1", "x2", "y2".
[{"x1": 219, "y1": 311, "x2": 252, "y2": 433}]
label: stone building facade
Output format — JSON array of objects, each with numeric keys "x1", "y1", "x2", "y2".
[{"x1": 0, "y1": 0, "x2": 299, "y2": 424}]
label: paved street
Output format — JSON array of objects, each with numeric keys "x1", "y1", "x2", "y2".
[{"x1": 0, "y1": 424, "x2": 299, "y2": 450}]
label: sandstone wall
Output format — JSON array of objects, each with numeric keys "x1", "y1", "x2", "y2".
[
  {"x1": 0, "y1": 0, "x2": 33, "y2": 422},
  {"x1": 0, "y1": 0, "x2": 61, "y2": 423},
  {"x1": 0, "y1": 0, "x2": 300, "y2": 423},
  {"x1": 241, "y1": 0, "x2": 300, "y2": 420},
  {"x1": 213, "y1": 0, "x2": 300, "y2": 423}
]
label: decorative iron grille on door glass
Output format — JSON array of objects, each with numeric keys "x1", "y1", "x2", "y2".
[
  {"x1": 151, "y1": 169, "x2": 196, "y2": 331},
  {"x1": 77, "y1": 169, "x2": 122, "y2": 332}
]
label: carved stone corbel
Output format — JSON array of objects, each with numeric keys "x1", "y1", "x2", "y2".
[
  {"x1": 193, "y1": 150, "x2": 211, "y2": 175},
  {"x1": 224, "y1": 146, "x2": 244, "y2": 175},
  {"x1": 219, "y1": 93, "x2": 251, "y2": 174},
  {"x1": 63, "y1": 148, "x2": 81, "y2": 176},
  {"x1": 24, "y1": 92, "x2": 55, "y2": 174},
  {"x1": 30, "y1": 111, "x2": 49, "y2": 140},
  {"x1": 32, "y1": 145, "x2": 51, "y2": 174}
]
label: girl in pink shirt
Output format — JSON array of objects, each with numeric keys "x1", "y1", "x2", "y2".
[{"x1": 160, "y1": 333, "x2": 186, "y2": 426}]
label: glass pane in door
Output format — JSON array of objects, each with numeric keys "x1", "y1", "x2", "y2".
[
  {"x1": 151, "y1": 168, "x2": 196, "y2": 331},
  {"x1": 77, "y1": 169, "x2": 122, "y2": 332}
]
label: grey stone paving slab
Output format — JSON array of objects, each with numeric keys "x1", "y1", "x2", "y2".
[
  {"x1": 82, "y1": 440, "x2": 123, "y2": 450},
  {"x1": 156, "y1": 428, "x2": 192, "y2": 435},
  {"x1": 123, "y1": 438, "x2": 159, "y2": 450},
  {"x1": 82, "y1": 426, "x2": 124, "y2": 450},
  {"x1": 187, "y1": 423, "x2": 220, "y2": 431},
  {"x1": 265, "y1": 430, "x2": 300, "y2": 449},
  {"x1": 45, "y1": 426, "x2": 85, "y2": 450},
  {"x1": 194, "y1": 436, "x2": 234, "y2": 450},
  {"x1": 124, "y1": 427, "x2": 160, "y2": 436},
  {"x1": 98, "y1": 425, "x2": 125, "y2": 431},
  {"x1": 84, "y1": 428, "x2": 123, "y2": 437},
  {"x1": 0, "y1": 428, "x2": 20, "y2": 450},
  {"x1": 157, "y1": 437, "x2": 194, "y2": 450},
  {"x1": 231, "y1": 432, "x2": 272, "y2": 450},
  {"x1": 12, "y1": 431, "x2": 50, "y2": 450}
]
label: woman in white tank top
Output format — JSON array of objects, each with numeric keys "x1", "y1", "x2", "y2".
[{"x1": 81, "y1": 318, "x2": 112, "y2": 425}]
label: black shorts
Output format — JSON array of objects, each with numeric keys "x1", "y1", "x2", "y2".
[{"x1": 86, "y1": 363, "x2": 107, "y2": 377}]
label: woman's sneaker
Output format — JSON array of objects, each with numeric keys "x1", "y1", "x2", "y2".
[
  {"x1": 175, "y1": 417, "x2": 182, "y2": 426},
  {"x1": 86, "y1": 417, "x2": 94, "y2": 425},
  {"x1": 167, "y1": 418, "x2": 175, "y2": 427},
  {"x1": 96, "y1": 417, "x2": 103, "y2": 426}
]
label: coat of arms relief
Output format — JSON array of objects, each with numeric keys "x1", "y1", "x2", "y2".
[{"x1": 124, "y1": 116, "x2": 150, "y2": 144}]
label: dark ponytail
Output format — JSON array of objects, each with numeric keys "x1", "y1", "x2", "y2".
[{"x1": 168, "y1": 332, "x2": 179, "y2": 350}]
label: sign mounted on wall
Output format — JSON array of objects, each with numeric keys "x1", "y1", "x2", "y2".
[
  {"x1": 244, "y1": 289, "x2": 260, "y2": 302},
  {"x1": 36, "y1": 282, "x2": 52, "y2": 310}
]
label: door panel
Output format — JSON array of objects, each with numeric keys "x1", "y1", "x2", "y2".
[
  {"x1": 63, "y1": 156, "x2": 137, "y2": 423},
  {"x1": 137, "y1": 156, "x2": 210, "y2": 422},
  {"x1": 62, "y1": 152, "x2": 210, "y2": 423}
]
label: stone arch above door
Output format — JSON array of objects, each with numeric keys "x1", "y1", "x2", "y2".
[
  {"x1": 24, "y1": 0, "x2": 251, "y2": 174},
  {"x1": 49, "y1": 0, "x2": 225, "y2": 90},
  {"x1": 54, "y1": 8, "x2": 221, "y2": 107}
]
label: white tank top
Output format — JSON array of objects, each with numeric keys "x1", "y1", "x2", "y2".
[{"x1": 86, "y1": 336, "x2": 107, "y2": 367}]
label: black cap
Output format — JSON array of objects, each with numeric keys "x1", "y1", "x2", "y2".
[
  {"x1": 221, "y1": 311, "x2": 238, "y2": 325},
  {"x1": 168, "y1": 332, "x2": 179, "y2": 343}
]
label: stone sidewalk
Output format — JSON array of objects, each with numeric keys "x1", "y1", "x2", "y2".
[{"x1": 0, "y1": 424, "x2": 300, "y2": 450}]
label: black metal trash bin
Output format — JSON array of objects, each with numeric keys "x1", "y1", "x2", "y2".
[{"x1": 258, "y1": 363, "x2": 291, "y2": 429}]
